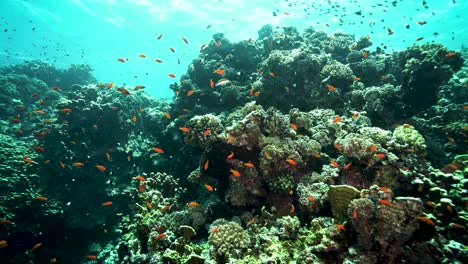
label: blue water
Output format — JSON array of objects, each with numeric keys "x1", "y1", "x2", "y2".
[{"x1": 0, "y1": 0, "x2": 466, "y2": 98}]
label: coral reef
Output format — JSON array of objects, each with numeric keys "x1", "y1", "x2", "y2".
[{"x1": 0, "y1": 24, "x2": 466, "y2": 264}]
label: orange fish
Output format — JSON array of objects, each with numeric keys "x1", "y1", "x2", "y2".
[
  {"x1": 164, "y1": 112, "x2": 171, "y2": 119},
  {"x1": 327, "y1": 84, "x2": 335, "y2": 92},
  {"x1": 446, "y1": 52, "x2": 455, "y2": 58},
  {"x1": 34, "y1": 110, "x2": 46, "y2": 115},
  {"x1": 330, "y1": 160, "x2": 339, "y2": 168},
  {"x1": 269, "y1": 72, "x2": 276, "y2": 78},
  {"x1": 73, "y1": 162, "x2": 85, "y2": 167},
  {"x1": 284, "y1": 86, "x2": 289, "y2": 93},
  {"x1": 203, "y1": 160, "x2": 209, "y2": 171},
  {"x1": 361, "y1": 52, "x2": 368, "y2": 58},
  {"x1": 290, "y1": 123, "x2": 298, "y2": 131},
  {"x1": 36, "y1": 196, "x2": 48, "y2": 201},
  {"x1": 203, "y1": 129, "x2": 211, "y2": 136},
  {"x1": 212, "y1": 226, "x2": 219, "y2": 233},
  {"x1": 230, "y1": 169, "x2": 241, "y2": 177},
  {"x1": 145, "y1": 202, "x2": 152, "y2": 209},
  {"x1": 86, "y1": 255, "x2": 97, "y2": 260},
  {"x1": 152, "y1": 147, "x2": 164, "y2": 154},
  {"x1": 131, "y1": 116, "x2": 137, "y2": 123},
  {"x1": 182, "y1": 37, "x2": 188, "y2": 44},
  {"x1": 254, "y1": 91, "x2": 261, "y2": 97},
  {"x1": 168, "y1": 73, "x2": 176, "y2": 78},
  {"x1": 450, "y1": 223, "x2": 465, "y2": 229},
  {"x1": 108, "y1": 83, "x2": 114, "y2": 89},
  {"x1": 155, "y1": 233, "x2": 166, "y2": 241},
  {"x1": 33, "y1": 146, "x2": 45, "y2": 153},
  {"x1": 117, "y1": 58, "x2": 125, "y2": 63},
  {"x1": 210, "y1": 79, "x2": 215, "y2": 88},
  {"x1": 137, "y1": 185, "x2": 146, "y2": 193},
  {"x1": 60, "y1": 108, "x2": 72, "y2": 113},
  {"x1": 333, "y1": 143, "x2": 342, "y2": 152},
  {"x1": 101, "y1": 201, "x2": 113, "y2": 207},
  {"x1": 179, "y1": 127, "x2": 189, "y2": 133},
  {"x1": 31, "y1": 243, "x2": 42, "y2": 251},
  {"x1": 135, "y1": 175, "x2": 146, "y2": 181},
  {"x1": 290, "y1": 204, "x2": 295, "y2": 214},
  {"x1": 95, "y1": 165, "x2": 106, "y2": 172},
  {"x1": 332, "y1": 117, "x2": 342, "y2": 123},
  {"x1": 228, "y1": 136, "x2": 236, "y2": 143},
  {"x1": 51, "y1": 86, "x2": 62, "y2": 92},
  {"x1": 22, "y1": 156, "x2": 34, "y2": 163},
  {"x1": 379, "y1": 187, "x2": 392, "y2": 192},
  {"x1": 369, "y1": 144, "x2": 377, "y2": 152},
  {"x1": 204, "y1": 184, "x2": 214, "y2": 192},
  {"x1": 59, "y1": 161, "x2": 65, "y2": 169},
  {"x1": 213, "y1": 69, "x2": 225, "y2": 75},
  {"x1": 160, "y1": 205, "x2": 171, "y2": 212},
  {"x1": 0, "y1": 240, "x2": 7, "y2": 249},
  {"x1": 245, "y1": 162, "x2": 255, "y2": 168},
  {"x1": 446, "y1": 205, "x2": 454, "y2": 214},
  {"x1": 418, "y1": 216, "x2": 435, "y2": 226},
  {"x1": 138, "y1": 54, "x2": 146, "y2": 58},
  {"x1": 155, "y1": 58, "x2": 163, "y2": 63},
  {"x1": 375, "y1": 153, "x2": 385, "y2": 159},
  {"x1": 226, "y1": 151, "x2": 234, "y2": 159},
  {"x1": 353, "y1": 76, "x2": 361, "y2": 81},
  {"x1": 447, "y1": 137, "x2": 455, "y2": 143},
  {"x1": 117, "y1": 88, "x2": 130, "y2": 95},
  {"x1": 336, "y1": 224, "x2": 346, "y2": 231},
  {"x1": 353, "y1": 208, "x2": 358, "y2": 219},
  {"x1": 343, "y1": 162, "x2": 352, "y2": 170},
  {"x1": 286, "y1": 159, "x2": 297, "y2": 165},
  {"x1": 44, "y1": 160, "x2": 51, "y2": 165},
  {"x1": 378, "y1": 199, "x2": 392, "y2": 206},
  {"x1": 186, "y1": 90, "x2": 194, "y2": 96},
  {"x1": 307, "y1": 196, "x2": 315, "y2": 203},
  {"x1": 0, "y1": 219, "x2": 12, "y2": 225},
  {"x1": 188, "y1": 201, "x2": 200, "y2": 207}
]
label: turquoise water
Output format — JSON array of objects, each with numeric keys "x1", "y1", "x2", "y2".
[
  {"x1": 0, "y1": 0, "x2": 466, "y2": 98},
  {"x1": 0, "y1": 1, "x2": 467, "y2": 263}
]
